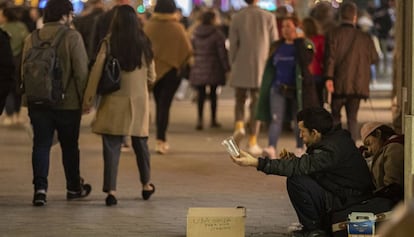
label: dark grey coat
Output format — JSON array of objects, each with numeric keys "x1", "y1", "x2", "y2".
[{"x1": 189, "y1": 25, "x2": 230, "y2": 86}]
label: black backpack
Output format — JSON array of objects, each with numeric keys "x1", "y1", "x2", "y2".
[{"x1": 22, "y1": 27, "x2": 68, "y2": 106}]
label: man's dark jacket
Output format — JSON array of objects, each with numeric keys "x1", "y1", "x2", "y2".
[
  {"x1": 324, "y1": 23, "x2": 379, "y2": 99},
  {"x1": 73, "y1": 8, "x2": 105, "y2": 60},
  {"x1": 257, "y1": 128, "x2": 374, "y2": 209},
  {"x1": 0, "y1": 28, "x2": 14, "y2": 115}
]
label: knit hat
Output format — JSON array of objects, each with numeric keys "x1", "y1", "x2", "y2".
[{"x1": 360, "y1": 122, "x2": 384, "y2": 142}]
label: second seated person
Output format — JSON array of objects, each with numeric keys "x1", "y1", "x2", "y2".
[
  {"x1": 83, "y1": 5, "x2": 156, "y2": 206},
  {"x1": 144, "y1": 0, "x2": 192, "y2": 155}
]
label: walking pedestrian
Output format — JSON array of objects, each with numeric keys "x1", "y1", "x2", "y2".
[
  {"x1": 83, "y1": 5, "x2": 156, "y2": 206},
  {"x1": 189, "y1": 10, "x2": 230, "y2": 130},
  {"x1": 229, "y1": 0, "x2": 278, "y2": 155},
  {"x1": 0, "y1": 27, "x2": 14, "y2": 114},
  {"x1": 0, "y1": 4, "x2": 29, "y2": 125},
  {"x1": 22, "y1": 0, "x2": 91, "y2": 206},
  {"x1": 324, "y1": 2, "x2": 379, "y2": 141},
  {"x1": 256, "y1": 16, "x2": 318, "y2": 158},
  {"x1": 302, "y1": 17, "x2": 325, "y2": 107},
  {"x1": 144, "y1": 0, "x2": 192, "y2": 154}
]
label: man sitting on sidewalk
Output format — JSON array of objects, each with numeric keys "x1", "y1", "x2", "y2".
[{"x1": 230, "y1": 107, "x2": 373, "y2": 237}]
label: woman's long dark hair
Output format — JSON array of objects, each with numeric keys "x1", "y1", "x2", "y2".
[{"x1": 109, "y1": 5, "x2": 153, "y2": 72}]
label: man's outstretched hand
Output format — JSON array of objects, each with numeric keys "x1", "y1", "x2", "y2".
[{"x1": 230, "y1": 150, "x2": 259, "y2": 167}]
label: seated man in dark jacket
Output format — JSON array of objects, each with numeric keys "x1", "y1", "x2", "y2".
[{"x1": 230, "y1": 107, "x2": 373, "y2": 237}]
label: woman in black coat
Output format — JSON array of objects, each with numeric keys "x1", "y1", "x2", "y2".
[
  {"x1": 0, "y1": 28, "x2": 14, "y2": 115},
  {"x1": 189, "y1": 10, "x2": 230, "y2": 130}
]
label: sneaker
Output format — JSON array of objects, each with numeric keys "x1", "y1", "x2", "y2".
[
  {"x1": 32, "y1": 191, "x2": 47, "y2": 206},
  {"x1": 247, "y1": 144, "x2": 263, "y2": 155},
  {"x1": 155, "y1": 140, "x2": 170, "y2": 155},
  {"x1": 67, "y1": 183, "x2": 92, "y2": 200},
  {"x1": 232, "y1": 128, "x2": 245, "y2": 146},
  {"x1": 121, "y1": 143, "x2": 131, "y2": 152},
  {"x1": 2, "y1": 116, "x2": 13, "y2": 126},
  {"x1": 262, "y1": 146, "x2": 276, "y2": 158}
]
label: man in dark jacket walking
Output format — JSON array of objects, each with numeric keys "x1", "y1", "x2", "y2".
[
  {"x1": 0, "y1": 28, "x2": 14, "y2": 114},
  {"x1": 72, "y1": 0, "x2": 105, "y2": 61},
  {"x1": 230, "y1": 107, "x2": 373, "y2": 237},
  {"x1": 324, "y1": 2, "x2": 379, "y2": 141}
]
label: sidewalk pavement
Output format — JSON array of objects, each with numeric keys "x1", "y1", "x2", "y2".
[{"x1": 0, "y1": 86, "x2": 392, "y2": 237}]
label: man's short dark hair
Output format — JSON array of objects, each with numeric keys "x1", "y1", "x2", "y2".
[
  {"x1": 244, "y1": 0, "x2": 255, "y2": 4},
  {"x1": 0, "y1": 6, "x2": 18, "y2": 22},
  {"x1": 43, "y1": 0, "x2": 73, "y2": 23},
  {"x1": 297, "y1": 107, "x2": 333, "y2": 135},
  {"x1": 340, "y1": 2, "x2": 357, "y2": 22},
  {"x1": 154, "y1": 0, "x2": 176, "y2": 14}
]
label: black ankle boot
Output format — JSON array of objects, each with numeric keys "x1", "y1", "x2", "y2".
[
  {"x1": 195, "y1": 120, "x2": 203, "y2": 130},
  {"x1": 211, "y1": 121, "x2": 221, "y2": 128}
]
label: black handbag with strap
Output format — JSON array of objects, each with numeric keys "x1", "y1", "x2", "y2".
[{"x1": 96, "y1": 39, "x2": 121, "y2": 95}]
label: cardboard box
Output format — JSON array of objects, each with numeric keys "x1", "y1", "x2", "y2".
[
  {"x1": 347, "y1": 212, "x2": 376, "y2": 237},
  {"x1": 187, "y1": 207, "x2": 246, "y2": 237}
]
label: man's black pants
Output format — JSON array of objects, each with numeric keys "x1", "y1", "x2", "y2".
[{"x1": 287, "y1": 176, "x2": 342, "y2": 232}]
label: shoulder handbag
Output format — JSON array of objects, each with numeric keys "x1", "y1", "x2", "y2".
[{"x1": 96, "y1": 39, "x2": 121, "y2": 95}]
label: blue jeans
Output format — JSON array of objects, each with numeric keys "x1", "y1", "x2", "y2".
[
  {"x1": 28, "y1": 107, "x2": 83, "y2": 192},
  {"x1": 268, "y1": 87, "x2": 302, "y2": 148}
]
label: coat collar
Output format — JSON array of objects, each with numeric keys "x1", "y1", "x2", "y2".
[{"x1": 151, "y1": 13, "x2": 179, "y2": 21}]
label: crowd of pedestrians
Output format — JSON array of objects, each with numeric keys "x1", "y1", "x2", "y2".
[{"x1": 0, "y1": 0, "x2": 403, "y2": 236}]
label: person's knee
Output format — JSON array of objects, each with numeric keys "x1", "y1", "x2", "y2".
[
  {"x1": 287, "y1": 176, "x2": 305, "y2": 191},
  {"x1": 287, "y1": 176, "x2": 316, "y2": 191}
]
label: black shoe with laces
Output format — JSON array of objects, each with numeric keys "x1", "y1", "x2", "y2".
[
  {"x1": 32, "y1": 192, "x2": 47, "y2": 206},
  {"x1": 67, "y1": 183, "x2": 92, "y2": 200}
]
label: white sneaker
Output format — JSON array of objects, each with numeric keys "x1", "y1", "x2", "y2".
[
  {"x1": 287, "y1": 222, "x2": 303, "y2": 233},
  {"x1": 232, "y1": 128, "x2": 245, "y2": 146},
  {"x1": 121, "y1": 143, "x2": 131, "y2": 152},
  {"x1": 2, "y1": 116, "x2": 13, "y2": 126},
  {"x1": 262, "y1": 146, "x2": 276, "y2": 158},
  {"x1": 155, "y1": 140, "x2": 170, "y2": 155},
  {"x1": 247, "y1": 144, "x2": 263, "y2": 156}
]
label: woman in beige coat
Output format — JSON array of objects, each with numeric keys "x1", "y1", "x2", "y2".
[{"x1": 83, "y1": 5, "x2": 156, "y2": 206}]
